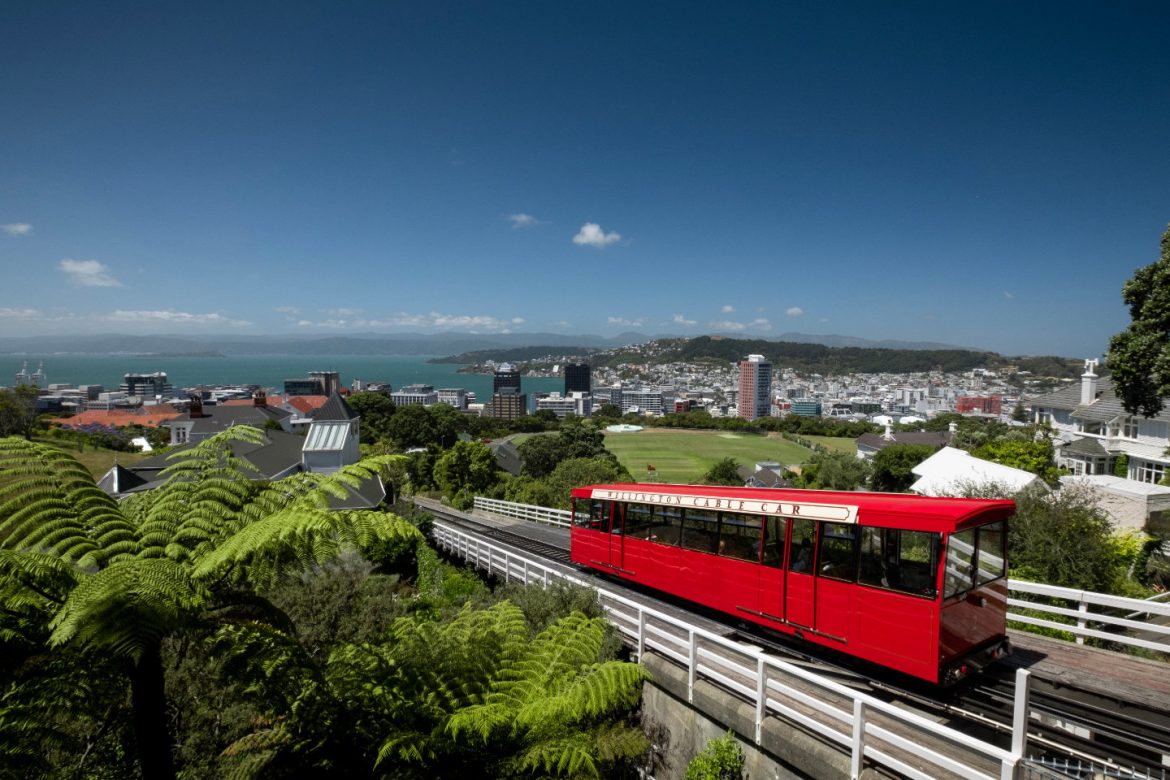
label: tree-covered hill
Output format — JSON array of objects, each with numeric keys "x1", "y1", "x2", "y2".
[{"x1": 442, "y1": 336, "x2": 1084, "y2": 378}]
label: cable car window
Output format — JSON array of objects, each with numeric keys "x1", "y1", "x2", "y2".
[
  {"x1": 944, "y1": 529, "x2": 976, "y2": 597},
  {"x1": 717, "y1": 512, "x2": 761, "y2": 562},
  {"x1": 610, "y1": 502, "x2": 625, "y2": 535},
  {"x1": 681, "y1": 508, "x2": 720, "y2": 553},
  {"x1": 574, "y1": 499, "x2": 608, "y2": 530},
  {"x1": 762, "y1": 516, "x2": 787, "y2": 568},
  {"x1": 624, "y1": 503, "x2": 654, "y2": 540},
  {"x1": 976, "y1": 522, "x2": 1006, "y2": 584},
  {"x1": 858, "y1": 526, "x2": 886, "y2": 587},
  {"x1": 817, "y1": 523, "x2": 858, "y2": 582},
  {"x1": 898, "y1": 530, "x2": 939, "y2": 597},
  {"x1": 789, "y1": 518, "x2": 816, "y2": 572},
  {"x1": 651, "y1": 505, "x2": 683, "y2": 546}
]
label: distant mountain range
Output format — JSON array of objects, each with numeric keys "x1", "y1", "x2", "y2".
[{"x1": 0, "y1": 331, "x2": 987, "y2": 357}]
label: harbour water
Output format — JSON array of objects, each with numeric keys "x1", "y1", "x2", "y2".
[{"x1": 2, "y1": 354, "x2": 566, "y2": 400}]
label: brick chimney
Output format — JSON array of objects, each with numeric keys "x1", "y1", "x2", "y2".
[
  {"x1": 189, "y1": 394, "x2": 204, "y2": 419},
  {"x1": 1080, "y1": 359, "x2": 1099, "y2": 405},
  {"x1": 253, "y1": 389, "x2": 267, "y2": 407}
]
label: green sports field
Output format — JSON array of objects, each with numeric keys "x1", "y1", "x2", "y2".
[{"x1": 602, "y1": 429, "x2": 819, "y2": 484}]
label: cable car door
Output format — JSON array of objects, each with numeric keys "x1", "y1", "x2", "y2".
[
  {"x1": 608, "y1": 501, "x2": 625, "y2": 571},
  {"x1": 784, "y1": 518, "x2": 817, "y2": 628},
  {"x1": 758, "y1": 516, "x2": 788, "y2": 623}
]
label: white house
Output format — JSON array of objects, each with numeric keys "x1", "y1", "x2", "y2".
[
  {"x1": 1030, "y1": 359, "x2": 1170, "y2": 532},
  {"x1": 909, "y1": 446, "x2": 1044, "y2": 497}
]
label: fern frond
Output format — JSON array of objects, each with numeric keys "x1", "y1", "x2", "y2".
[
  {"x1": 0, "y1": 437, "x2": 136, "y2": 565},
  {"x1": 192, "y1": 509, "x2": 422, "y2": 589},
  {"x1": 48, "y1": 558, "x2": 208, "y2": 663},
  {"x1": 513, "y1": 733, "x2": 599, "y2": 778}
]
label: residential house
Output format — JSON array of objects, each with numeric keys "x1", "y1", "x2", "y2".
[{"x1": 1031, "y1": 359, "x2": 1170, "y2": 530}]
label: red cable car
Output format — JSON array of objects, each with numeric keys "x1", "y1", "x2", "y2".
[{"x1": 570, "y1": 483, "x2": 1014, "y2": 684}]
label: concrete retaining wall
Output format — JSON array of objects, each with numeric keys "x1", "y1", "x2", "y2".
[{"x1": 640, "y1": 654, "x2": 893, "y2": 780}]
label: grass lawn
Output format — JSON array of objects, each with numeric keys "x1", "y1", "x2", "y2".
[
  {"x1": 800, "y1": 435, "x2": 858, "y2": 455},
  {"x1": 31, "y1": 437, "x2": 156, "y2": 480},
  {"x1": 602, "y1": 429, "x2": 814, "y2": 484}
]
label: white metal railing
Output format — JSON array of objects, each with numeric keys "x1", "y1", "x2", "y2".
[
  {"x1": 431, "y1": 518, "x2": 1030, "y2": 780},
  {"x1": 469, "y1": 498, "x2": 1170, "y2": 657},
  {"x1": 473, "y1": 496, "x2": 573, "y2": 527},
  {"x1": 1007, "y1": 580, "x2": 1170, "y2": 653}
]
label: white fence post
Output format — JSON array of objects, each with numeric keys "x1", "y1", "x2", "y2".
[
  {"x1": 1076, "y1": 599, "x2": 1088, "y2": 645},
  {"x1": 687, "y1": 629, "x2": 697, "y2": 703},
  {"x1": 755, "y1": 657, "x2": 766, "y2": 745},
  {"x1": 1007, "y1": 668, "x2": 1031, "y2": 780},
  {"x1": 851, "y1": 698, "x2": 867, "y2": 779},
  {"x1": 637, "y1": 609, "x2": 647, "y2": 662}
]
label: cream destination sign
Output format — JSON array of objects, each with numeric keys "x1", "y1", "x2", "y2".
[{"x1": 589, "y1": 489, "x2": 858, "y2": 524}]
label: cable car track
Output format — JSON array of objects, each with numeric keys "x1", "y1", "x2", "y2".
[{"x1": 421, "y1": 503, "x2": 1170, "y2": 777}]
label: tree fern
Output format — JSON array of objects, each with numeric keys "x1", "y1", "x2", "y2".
[
  {"x1": 0, "y1": 437, "x2": 137, "y2": 567},
  {"x1": 48, "y1": 558, "x2": 208, "y2": 663}
]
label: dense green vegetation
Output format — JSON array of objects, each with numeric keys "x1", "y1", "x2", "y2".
[
  {"x1": 0, "y1": 432, "x2": 650, "y2": 778},
  {"x1": 1106, "y1": 222, "x2": 1170, "y2": 417}
]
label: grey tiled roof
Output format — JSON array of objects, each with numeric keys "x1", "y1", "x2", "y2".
[
  {"x1": 1032, "y1": 377, "x2": 1170, "y2": 423},
  {"x1": 856, "y1": 431, "x2": 950, "y2": 452},
  {"x1": 312, "y1": 392, "x2": 359, "y2": 421},
  {"x1": 1061, "y1": 436, "x2": 1109, "y2": 456}
]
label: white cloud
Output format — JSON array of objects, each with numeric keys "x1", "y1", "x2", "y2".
[
  {"x1": 750, "y1": 318, "x2": 773, "y2": 330},
  {"x1": 2, "y1": 223, "x2": 32, "y2": 236},
  {"x1": 274, "y1": 306, "x2": 300, "y2": 315},
  {"x1": 59, "y1": 259, "x2": 122, "y2": 287},
  {"x1": 104, "y1": 310, "x2": 252, "y2": 327},
  {"x1": 294, "y1": 311, "x2": 524, "y2": 333},
  {"x1": 508, "y1": 213, "x2": 540, "y2": 228},
  {"x1": 324, "y1": 307, "x2": 362, "y2": 318},
  {"x1": 720, "y1": 305, "x2": 735, "y2": 313},
  {"x1": 607, "y1": 316, "x2": 644, "y2": 328},
  {"x1": 1003, "y1": 291, "x2": 1014, "y2": 299},
  {"x1": 573, "y1": 222, "x2": 621, "y2": 247},
  {"x1": 672, "y1": 314, "x2": 696, "y2": 326},
  {"x1": 708, "y1": 320, "x2": 746, "y2": 331},
  {"x1": 555, "y1": 320, "x2": 572, "y2": 327},
  {"x1": 0, "y1": 307, "x2": 43, "y2": 318},
  {"x1": 786, "y1": 307, "x2": 804, "y2": 317}
]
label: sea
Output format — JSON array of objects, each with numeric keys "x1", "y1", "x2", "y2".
[{"x1": 2, "y1": 354, "x2": 566, "y2": 402}]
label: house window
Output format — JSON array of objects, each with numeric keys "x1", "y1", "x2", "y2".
[
  {"x1": 1078, "y1": 421, "x2": 1102, "y2": 435},
  {"x1": 1134, "y1": 460, "x2": 1167, "y2": 484},
  {"x1": 1123, "y1": 417, "x2": 1139, "y2": 439}
]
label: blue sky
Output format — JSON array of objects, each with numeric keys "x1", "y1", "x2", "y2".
[{"x1": 1, "y1": 2, "x2": 1167, "y2": 357}]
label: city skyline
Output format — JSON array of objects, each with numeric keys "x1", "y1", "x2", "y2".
[{"x1": 2, "y1": 3, "x2": 1168, "y2": 357}]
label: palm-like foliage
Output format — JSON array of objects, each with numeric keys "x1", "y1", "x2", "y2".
[{"x1": 0, "y1": 429, "x2": 422, "y2": 779}]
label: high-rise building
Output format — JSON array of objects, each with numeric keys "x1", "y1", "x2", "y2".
[
  {"x1": 121, "y1": 372, "x2": 174, "y2": 398},
  {"x1": 737, "y1": 354, "x2": 773, "y2": 421},
  {"x1": 564, "y1": 363, "x2": 591, "y2": 394},
  {"x1": 490, "y1": 389, "x2": 528, "y2": 420},
  {"x1": 493, "y1": 363, "x2": 521, "y2": 394}
]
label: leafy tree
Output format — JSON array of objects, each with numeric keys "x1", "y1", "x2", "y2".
[
  {"x1": 501, "y1": 474, "x2": 558, "y2": 507},
  {"x1": 869, "y1": 444, "x2": 936, "y2": 492},
  {"x1": 0, "y1": 385, "x2": 39, "y2": 439},
  {"x1": 434, "y1": 441, "x2": 501, "y2": 508},
  {"x1": 559, "y1": 418, "x2": 609, "y2": 460},
  {"x1": 972, "y1": 437, "x2": 1060, "y2": 484},
  {"x1": 595, "y1": 403, "x2": 623, "y2": 420},
  {"x1": 386, "y1": 403, "x2": 438, "y2": 451},
  {"x1": 428, "y1": 402, "x2": 469, "y2": 448},
  {"x1": 347, "y1": 391, "x2": 396, "y2": 444},
  {"x1": 1106, "y1": 223, "x2": 1170, "y2": 417},
  {"x1": 700, "y1": 457, "x2": 742, "y2": 486},
  {"x1": 685, "y1": 730, "x2": 745, "y2": 780},
  {"x1": 518, "y1": 433, "x2": 568, "y2": 479},
  {"x1": 0, "y1": 430, "x2": 422, "y2": 779},
  {"x1": 1113, "y1": 453, "x2": 1129, "y2": 478},
  {"x1": 545, "y1": 457, "x2": 632, "y2": 510},
  {"x1": 795, "y1": 451, "x2": 870, "y2": 491}
]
